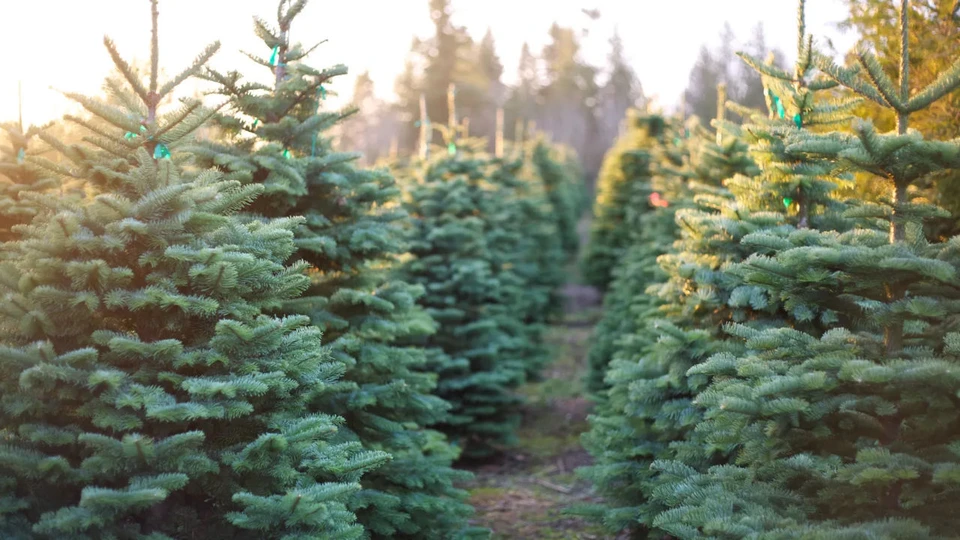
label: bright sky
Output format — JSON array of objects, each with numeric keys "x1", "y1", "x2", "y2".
[{"x1": 1, "y1": 0, "x2": 859, "y2": 128}]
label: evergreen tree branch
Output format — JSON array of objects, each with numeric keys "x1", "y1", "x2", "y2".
[
  {"x1": 60, "y1": 92, "x2": 139, "y2": 132},
  {"x1": 157, "y1": 42, "x2": 221, "y2": 101},
  {"x1": 855, "y1": 51, "x2": 903, "y2": 110},
  {"x1": 149, "y1": 0, "x2": 159, "y2": 100},
  {"x1": 102, "y1": 37, "x2": 150, "y2": 105},
  {"x1": 906, "y1": 57, "x2": 960, "y2": 112},
  {"x1": 814, "y1": 53, "x2": 891, "y2": 107}
]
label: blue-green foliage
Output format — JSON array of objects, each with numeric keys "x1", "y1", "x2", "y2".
[
  {"x1": 577, "y1": 117, "x2": 764, "y2": 532},
  {"x1": 397, "y1": 142, "x2": 527, "y2": 458},
  {"x1": 0, "y1": 123, "x2": 58, "y2": 246},
  {"x1": 396, "y1": 136, "x2": 574, "y2": 458},
  {"x1": 584, "y1": 114, "x2": 690, "y2": 396},
  {"x1": 581, "y1": 2, "x2": 960, "y2": 538},
  {"x1": 530, "y1": 138, "x2": 586, "y2": 258},
  {"x1": 581, "y1": 112, "x2": 666, "y2": 291},
  {"x1": 186, "y1": 2, "x2": 481, "y2": 537},
  {"x1": 0, "y1": 151, "x2": 387, "y2": 539}
]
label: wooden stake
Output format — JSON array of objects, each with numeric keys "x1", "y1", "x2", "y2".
[
  {"x1": 419, "y1": 93, "x2": 429, "y2": 160},
  {"x1": 495, "y1": 108, "x2": 504, "y2": 157},
  {"x1": 389, "y1": 136, "x2": 398, "y2": 160},
  {"x1": 534, "y1": 478, "x2": 572, "y2": 494},
  {"x1": 447, "y1": 83, "x2": 457, "y2": 151},
  {"x1": 716, "y1": 82, "x2": 726, "y2": 145}
]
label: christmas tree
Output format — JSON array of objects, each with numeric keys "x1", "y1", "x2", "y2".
[
  {"x1": 581, "y1": 110, "x2": 666, "y2": 291},
  {"x1": 583, "y1": 112, "x2": 680, "y2": 395},
  {"x1": 187, "y1": 2, "x2": 481, "y2": 537},
  {"x1": 577, "y1": 105, "x2": 763, "y2": 532},
  {"x1": 394, "y1": 91, "x2": 570, "y2": 458},
  {"x1": 31, "y1": 2, "x2": 219, "y2": 196},
  {"x1": 529, "y1": 137, "x2": 585, "y2": 258},
  {"x1": 397, "y1": 131, "x2": 529, "y2": 459},
  {"x1": 580, "y1": 6, "x2": 865, "y2": 530},
  {"x1": 486, "y1": 139, "x2": 567, "y2": 378},
  {"x1": 0, "y1": 3, "x2": 387, "y2": 537},
  {"x1": 649, "y1": 1, "x2": 960, "y2": 537},
  {"x1": 0, "y1": 120, "x2": 58, "y2": 247}
]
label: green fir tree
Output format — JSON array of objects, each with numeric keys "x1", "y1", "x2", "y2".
[
  {"x1": 187, "y1": 2, "x2": 481, "y2": 537},
  {"x1": 396, "y1": 130, "x2": 532, "y2": 458},
  {"x1": 583, "y1": 112, "x2": 679, "y2": 395},
  {"x1": 0, "y1": 121, "x2": 58, "y2": 247},
  {"x1": 578, "y1": 106, "x2": 762, "y2": 533},
  {"x1": 485, "y1": 148, "x2": 564, "y2": 379},
  {"x1": 0, "y1": 4, "x2": 387, "y2": 537},
  {"x1": 581, "y1": 110, "x2": 666, "y2": 291},
  {"x1": 648, "y1": 1, "x2": 960, "y2": 537},
  {"x1": 530, "y1": 137, "x2": 586, "y2": 258}
]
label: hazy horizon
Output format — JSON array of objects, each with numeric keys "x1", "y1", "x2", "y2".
[{"x1": 1, "y1": 0, "x2": 858, "y2": 127}]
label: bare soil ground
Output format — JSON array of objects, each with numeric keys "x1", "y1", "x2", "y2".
[{"x1": 459, "y1": 220, "x2": 617, "y2": 539}]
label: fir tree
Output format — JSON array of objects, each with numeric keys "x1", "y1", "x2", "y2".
[
  {"x1": 581, "y1": 110, "x2": 666, "y2": 291},
  {"x1": 0, "y1": 121, "x2": 57, "y2": 246},
  {"x1": 486, "y1": 158, "x2": 559, "y2": 376},
  {"x1": 187, "y1": 2, "x2": 481, "y2": 537},
  {"x1": 650, "y1": 1, "x2": 960, "y2": 537},
  {"x1": 530, "y1": 137, "x2": 585, "y2": 258},
  {"x1": 503, "y1": 42, "x2": 541, "y2": 145},
  {"x1": 581, "y1": 4, "x2": 865, "y2": 531},
  {"x1": 31, "y1": 5, "x2": 219, "y2": 194},
  {"x1": 584, "y1": 112, "x2": 693, "y2": 395},
  {"x1": 578, "y1": 107, "x2": 761, "y2": 532},
  {"x1": 397, "y1": 119, "x2": 541, "y2": 457},
  {"x1": 0, "y1": 4, "x2": 386, "y2": 537},
  {"x1": 583, "y1": 114, "x2": 771, "y2": 530}
]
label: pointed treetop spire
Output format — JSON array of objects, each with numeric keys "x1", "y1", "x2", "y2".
[
  {"x1": 796, "y1": 0, "x2": 806, "y2": 65},
  {"x1": 32, "y1": 0, "x2": 220, "y2": 186},
  {"x1": 898, "y1": 0, "x2": 909, "y2": 134}
]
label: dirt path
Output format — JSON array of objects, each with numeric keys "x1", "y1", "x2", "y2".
[{"x1": 461, "y1": 278, "x2": 611, "y2": 539}]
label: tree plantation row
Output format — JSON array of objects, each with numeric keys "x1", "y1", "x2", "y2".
[
  {"x1": 0, "y1": 0, "x2": 586, "y2": 538},
  {"x1": 578, "y1": 0, "x2": 960, "y2": 538}
]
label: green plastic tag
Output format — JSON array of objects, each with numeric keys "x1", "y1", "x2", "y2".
[{"x1": 153, "y1": 143, "x2": 171, "y2": 160}]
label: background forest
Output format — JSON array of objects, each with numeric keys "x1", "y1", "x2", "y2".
[{"x1": 335, "y1": 0, "x2": 784, "y2": 187}]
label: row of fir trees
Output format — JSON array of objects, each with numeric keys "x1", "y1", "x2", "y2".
[
  {"x1": 0, "y1": 1, "x2": 585, "y2": 538},
  {"x1": 580, "y1": 0, "x2": 960, "y2": 538}
]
